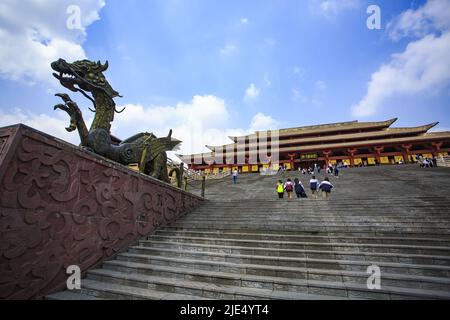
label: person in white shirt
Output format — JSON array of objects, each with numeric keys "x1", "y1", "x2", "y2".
[
  {"x1": 309, "y1": 175, "x2": 319, "y2": 199},
  {"x1": 318, "y1": 177, "x2": 334, "y2": 200},
  {"x1": 232, "y1": 169, "x2": 238, "y2": 184},
  {"x1": 284, "y1": 178, "x2": 294, "y2": 199}
]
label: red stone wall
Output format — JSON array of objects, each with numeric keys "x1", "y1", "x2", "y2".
[{"x1": 0, "y1": 124, "x2": 204, "y2": 299}]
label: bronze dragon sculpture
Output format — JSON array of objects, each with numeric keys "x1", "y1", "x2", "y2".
[{"x1": 51, "y1": 58, "x2": 181, "y2": 183}]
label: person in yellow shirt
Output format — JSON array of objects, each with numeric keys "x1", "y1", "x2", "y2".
[{"x1": 276, "y1": 180, "x2": 284, "y2": 199}]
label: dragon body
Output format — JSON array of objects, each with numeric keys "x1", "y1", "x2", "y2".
[{"x1": 51, "y1": 58, "x2": 180, "y2": 182}]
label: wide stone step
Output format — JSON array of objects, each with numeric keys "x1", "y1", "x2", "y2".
[
  {"x1": 192, "y1": 209, "x2": 450, "y2": 216},
  {"x1": 165, "y1": 222, "x2": 450, "y2": 234},
  {"x1": 142, "y1": 236, "x2": 450, "y2": 256},
  {"x1": 195, "y1": 203, "x2": 450, "y2": 209},
  {"x1": 87, "y1": 268, "x2": 346, "y2": 300},
  {"x1": 140, "y1": 241, "x2": 450, "y2": 266},
  {"x1": 159, "y1": 225, "x2": 450, "y2": 239},
  {"x1": 180, "y1": 215, "x2": 450, "y2": 223},
  {"x1": 155, "y1": 227, "x2": 450, "y2": 246},
  {"x1": 168, "y1": 219, "x2": 450, "y2": 229},
  {"x1": 116, "y1": 252, "x2": 450, "y2": 278},
  {"x1": 104, "y1": 259, "x2": 450, "y2": 292},
  {"x1": 74, "y1": 279, "x2": 211, "y2": 300},
  {"x1": 94, "y1": 262, "x2": 450, "y2": 299},
  {"x1": 189, "y1": 211, "x2": 450, "y2": 218},
  {"x1": 45, "y1": 291, "x2": 103, "y2": 300},
  {"x1": 198, "y1": 200, "x2": 450, "y2": 208}
]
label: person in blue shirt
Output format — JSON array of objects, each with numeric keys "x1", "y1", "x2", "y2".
[
  {"x1": 334, "y1": 165, "x2": 339, "y2": 178},
  {"x1": 294, "y1": 178, "x2": 307, "y2": 198}
]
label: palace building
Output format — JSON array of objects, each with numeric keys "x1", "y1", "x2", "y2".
[{"x1": 177, "y1": 118, "x2": 450, "y2": 174}]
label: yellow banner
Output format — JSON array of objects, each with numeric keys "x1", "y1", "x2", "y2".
[
  {"x1": 354, "y1": 158, "x2": 362, "y2": 165},
  {"x1": 213, "y1": 167, "x2": 219, "y2": 174},
  {"x1": 380, "y1": 156, "x2": 389, "y2": 164},
  {"x1": 285, "y1": 163, "x2": 291, "y2": 169},
  {"x1": 272, "y1": 164, "x2": 280, "y2": 170},
  {"x1": 367, "y1": 157, "x2": 376, "y2": 165},
  {"x1": 242, "y1": 166, "x2": 249, "y2": 172},
  {"x1": 205, "y1": 168, "x2": 211, "y2": 173},
  {"x1": 423, "y1": 153, "x2": 433, "y2": 158},
  {"x1": 252, "y1": 165, "x2": 259, "y2": 172}
]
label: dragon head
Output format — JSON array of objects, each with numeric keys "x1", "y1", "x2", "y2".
[{"x1": 51, "y1": 58, "x2": 121, "y2": 99}]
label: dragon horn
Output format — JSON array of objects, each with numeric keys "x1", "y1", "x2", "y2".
[{"x1": 98, "y1": 60, "x2": 109, "y2": 72}]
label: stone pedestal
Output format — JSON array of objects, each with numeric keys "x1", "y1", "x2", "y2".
[{"x1": 0, "y1": 124, "x2": 203, "y2": 299}]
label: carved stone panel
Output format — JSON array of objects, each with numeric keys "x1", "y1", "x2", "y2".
[{"x1": 0, "y1": 124, "x2": 203, "y2": 299}]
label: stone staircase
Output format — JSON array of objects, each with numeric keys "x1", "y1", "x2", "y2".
[{"x1": 47, "y1": 165, "x2": 450, "y2": 300}]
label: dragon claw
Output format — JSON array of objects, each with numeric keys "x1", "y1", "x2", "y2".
[{"x1": 55, "y1": 93, "x2": 72, "y2": 103}]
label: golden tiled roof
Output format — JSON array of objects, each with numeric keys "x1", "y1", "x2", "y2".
[
  {"x1": 228, "y1": 118, "x2": 398, "y2": 142},
  {"x1": 206, "y1": 122, "x2": 438, "y2": 152}
]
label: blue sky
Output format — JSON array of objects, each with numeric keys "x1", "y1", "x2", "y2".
[{"x1": 0, "y1": 0, "x2": 449, "y2": 157}]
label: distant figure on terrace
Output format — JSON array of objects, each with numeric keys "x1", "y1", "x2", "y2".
[
  {"x1": 334, "y1": 164, "x2": 339, "y2": 178},
  {"x1": 432, "y1": 157, "x2": 437, "y2": 167},
  {"x1": 318, "y1": 177, "x2": 334, "y2": 200},
  {"x1": 327, "y1": 164, "x2": 333, "y2": 174},
  {"x1": 276, "y1": 180, "x2": 284, "y2": 199},
  {"x1": 232, "y1": 169, "x2": 238, "y2": 184}
]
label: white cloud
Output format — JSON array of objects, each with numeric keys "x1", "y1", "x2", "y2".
[
  {"x1": 315, "y1": 80, "x2": 327, "y2": 90},
  {"x1": 430, "y1": 126, "x2": 450, "y2": 132},
  {"x1": 244, "y1": 83, "x2": 260, "y2": 101},
  {"x1": 0, "y1": 95, "x2": 282, "y2": 162},
  {"x1": 293, "y1": 66, "x2": 306, "y2": 80},
  {"x1": 352, "y1": 0, "x2": 450, "y2": 118},
  {"x1": 291, "y1": 88, "x2": 308, "y2": 103},
  {"x1": 312, "y1": 0, "x2": 359, "y2": 16},
  {"x1": 240, "y1": 18, "x2": 249, "y2": 24},
  {"x1": 264, "y1": 38, "x2": 276, "y2": 46},
  {"x1": 249, "y1": 112, "x2": 280, "y2": 132},
  {"x1": 219, "y1": 44, "x2": 238, "y2": 55},
  {"x1": 0, "y1": 0, "x2": 105, "y2": 85},
  {"x1": 387, "y1": 0, "x2": 450, "y2": 41},
  {"x1": 264, "y1": 73, "x2": 271, "y2": 87},
  {"x1": 0, "y1": 108, "x2": 92, "y2": 145}
]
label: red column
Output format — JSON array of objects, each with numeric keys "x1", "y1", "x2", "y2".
[
  {"x1": 432, "y1": 141, "x2": 443, "y2": 157},
  {"x1": 347, "y1": 148, "x2": 357, "y2": 167},
  {"x1": 401, "y1": 144, "x2": 412, "y2": 163},
  {"x1": 374, "y1": 146, "x2": 384, "y2": 164},
  {"x1": 288, "y1": 153, "x2": 295, "y2": 170},
  {"x1": 323, "y1": 150, "x2": 332, "y2": 167}
]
